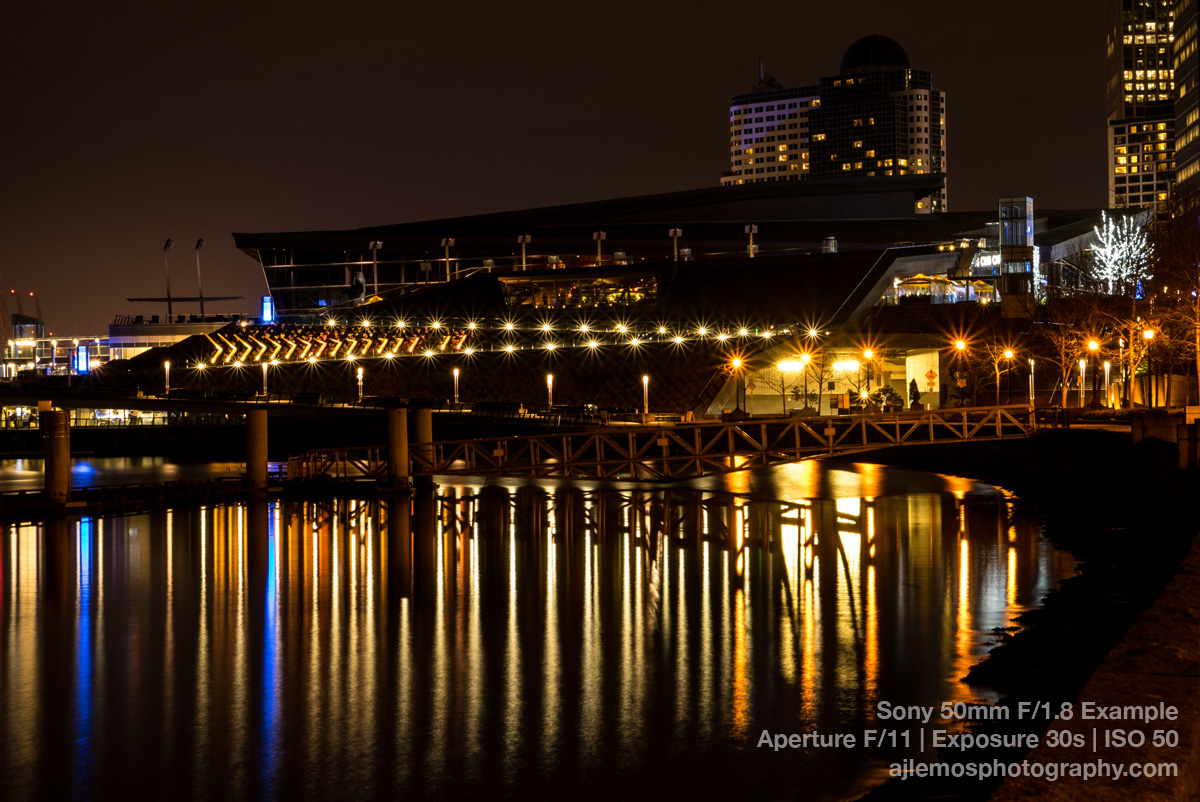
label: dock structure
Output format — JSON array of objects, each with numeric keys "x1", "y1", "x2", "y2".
[{"x1": 288, "y1": 404, "x2": 1040, "y2": 483}]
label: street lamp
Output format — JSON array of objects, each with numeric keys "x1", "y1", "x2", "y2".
[
  {"x1": 518, "y1": 234, "x2": 532, "y2": 271},
  {"x1": 1143, "y1": 328, "x2": 1155, "y2": 407},
  {"x1": 441, "y1": 237, "x2": 455, "y2": 281},
  {"x1": 194, "y1": 238, "x2": 206, "y2": 315},
  {"x1": 1003, "y1": 349, "x2": 1014, "y2": 404},
  {"x1": 642, "y1": 374, "x2": 649, "y2": 415},
  {"x1": 262, "y1": 361, "x2": 268, "y2": 396},
  {"x1": 162, "y1": 238, "x2": 174, "y2": 316},
  {"x1": 1078, "y1": 359, "x2": 1086, "y2": 408},
  {"x1": 1028, "y1": 359, "x2": 1035, "y2": 406},
  {"x1": 546, "y1": 374, "x2": 554, "y2": 408},
  {"x1": 593, "y1": 230, "x2": 606, "y2": 265},
  {"x1": 953, "y1": 340, "x2": 967, "y2": 407},
  {"x1": 731, "y1": 357, "x2": 745, "y2": 413},
  {"x1": 164, "y1": 360, "x2": 170, "y2": 394},
  {"x1": 356, "y1": 366, "x2": 364, "y2": 403},
  {"x1": 862, "y1": 348, "x2": 874, "y2": 390},
  {"x1": 1088, "y1": 339, "x2": 1100, "y2": 408},
  {"x1": 369, "y1": 240, "x2": 382, "y2": 295},
  {"x1": 669, "y1": 228, "x2": 682, "y2": 268},
  {"x1": 453, "y1": 367, "x2": 460, "y2": 403},
  {"x1": 745, "y1": 224, "x2": 758, "y2": 258}
]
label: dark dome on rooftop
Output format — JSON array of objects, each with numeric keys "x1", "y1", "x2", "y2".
[{"x1": 840, "y1": 35, "x2": 910, "y2": 73}]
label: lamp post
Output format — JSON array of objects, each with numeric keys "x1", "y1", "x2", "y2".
[
  {"x1": 862, "y1": 348, "x2": 874, "y2": 391},
  {"x1": 1028, "y1": 358, "x2": 1035, "y2": 406},
  {"x1": 518, "y1": 234, "x2": 531, "y2": 271},
  {"x1": 194, "y1": 238, "x2": 206, "y2": 315},
  {"x1": 162, "y1": 238, "x2": 174, "y2": 316},
  {"x1": 1104, "y1": 361, "x2": 1112, "y2": 407},
  {"x1": 801, "y1": 353, "x2": 811, "y2": 411},
  {"x1": 745, "y1": 224, "x2": 758, "y2": 258},
  {"x1": 731, "y1": 358, "x2": 744, "y2": 413},
  {"x1": 1003, "y1": 349, "x2": 1014, "y2": 405},
  {"x1": 1078, "y1": 359, "x2": 1086, "y2": 408},
  {"x1": 1143, "y1": 328, "x2": 1155, "y2": 407},
  {"x1": 954, "y1": 340, "x2": 967, "y2": 407},
  {"x1": 669, "y1": 228, "x2": 682, "y2": 268},
  {"x1": 453, "y1": 367, "x2": 460, "y2": 403},
  {"x1": 547, "y1": 373, "x2": 554, "y2": 409},
  {"x1": 369, "y1": 240, "x2": 382, "y2": 295},
  {"x1": 164, "y1": 360, "x2": 170, "y2": 395},
  {"x1": 441, "y1": 237, "x2": 455, "y2": 281},
  {"x1": 1088, "y1": 339, "x2": 1099, "y2": 408},
  {"x1": 593, "y1": 231, "x2": 606, "y2": 266},
  {"x1": 262, "y1": 361, "x2": 269, "y2": 396},
  {"x1": 50, "y1": 339, "x2": 56, "y2": 375},
  {"x1": 357, "y1": 366, "x2": 364, "y2": 403},
  {"x1": 642, "y1": 374, "x2": 649, "y2": 415}
]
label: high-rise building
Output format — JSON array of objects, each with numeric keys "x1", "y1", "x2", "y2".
[
  {"x1": 720, "y1": 35, "x2": 947, "y2": 213},
  {"x1": 1174, "y1": 0, "x2": 1200, "y2": 191},
  {"x1": 1106, "y1": 0, "x2": 1175, "y2": 210}
]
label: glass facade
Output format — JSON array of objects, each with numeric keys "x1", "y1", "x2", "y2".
[
  {"x1": 1106, "y1": 0, "x2": 1176, "y2": 208},
  {"x1": 499, "y1": 274, "x2": 658, "y2": 310}
]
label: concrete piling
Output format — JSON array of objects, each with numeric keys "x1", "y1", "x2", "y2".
[
  {"x1": 246, "y1": 409, "x2": 268, "y2": 491},
  {"x1": 40, "y1": 408, "x2": 70, "y2": 503},
  {"x1": 387, "y1": 408, "x2": 409, "y2": 487}
]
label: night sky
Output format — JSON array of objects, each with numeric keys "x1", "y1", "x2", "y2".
[{"x1": 4, "y1": 0, "x2": 1104, "y2": 333}]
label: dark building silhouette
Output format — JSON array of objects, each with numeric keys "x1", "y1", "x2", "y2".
[{"x1": 721, "y1": 35, "x2": 947, "y2": 213}]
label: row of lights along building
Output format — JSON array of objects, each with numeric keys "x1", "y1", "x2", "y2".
[{"x1": 5, "y1": 27, "x2": 1160, "y2": 413}]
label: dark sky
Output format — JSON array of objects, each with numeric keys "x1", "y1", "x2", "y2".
[{"x1": 3, "y1": 0, "x2": 1105, "y2": 334}]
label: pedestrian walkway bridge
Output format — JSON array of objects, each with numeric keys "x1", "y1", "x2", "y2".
[{"x1": 288, "y1": 404, "x2": 1041, "y2": 482}]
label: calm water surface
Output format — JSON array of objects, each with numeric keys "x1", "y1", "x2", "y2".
[
  {"x1": 0, "y1": 457, "x2": 246, "y2": 492},
  {"x1": 0, "y1": 462, "x2": 1075, "y2": 800}
]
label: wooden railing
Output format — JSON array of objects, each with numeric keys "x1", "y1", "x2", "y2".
[{"x1": 288, "y1": 404, "x2": 1042, "y2": 482}]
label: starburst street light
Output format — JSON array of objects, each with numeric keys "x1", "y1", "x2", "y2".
[{"x1": 730, "y1": 357, "x2": 745, "y2": 413}]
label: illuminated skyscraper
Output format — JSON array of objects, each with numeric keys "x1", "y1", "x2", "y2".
[
  {"x1": 1174, "y1": 0, "x2": 1200, "y2": 190},
  {"x1": 1106, "y1": 0, "x2": 1176, "y2": 209},
  {"x1": 721, "y1": 35, "x2": 947, "y2": 213}
]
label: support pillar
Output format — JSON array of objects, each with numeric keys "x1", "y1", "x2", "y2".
[
  {"x1": 246, "y1": 408, "x2": 268, "y2": 491},
  {"x1": 387, "y1": 497, "x2": 413, "y2": 599},
  {"x1": 387, "y1": 408, "x2": 409, "y2": 488},
  {"x1": 414, "y1": 407, "x2": 434, "y2": 488},
  {"x1": 41, "y1": 408, "x2": 70, "y2": 503}
]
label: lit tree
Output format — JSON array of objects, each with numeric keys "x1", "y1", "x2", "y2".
[{"x1": 1093, "y1": 211, "x2": 1153, "y2": 296}]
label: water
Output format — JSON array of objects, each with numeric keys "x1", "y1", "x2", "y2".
[
  {"x1": 0, "y1": 457, "x2": 246, "y2": 492},
  {"x1": 0, "y1": 462, "x2": 1075, "y2": 800}
]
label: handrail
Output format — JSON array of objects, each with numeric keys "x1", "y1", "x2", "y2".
[{"x1": 289, "y1": 404, "x2": 1044, "y2": 482}]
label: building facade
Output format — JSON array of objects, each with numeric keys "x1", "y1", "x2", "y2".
[
  {"x1": 720, "y1": 35, "x2": 947, "y2": 213},
  {"x1": 1175, "y1": 0, "x2": 1200, "y2": 190},
  {"x1": 1106, "y1": 0, "x2": 1176, "y2": 209}
]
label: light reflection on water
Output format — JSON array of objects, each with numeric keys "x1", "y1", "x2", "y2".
[{"x1": 0, "y1": 463, "x2": 1075, "y2": 800}]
